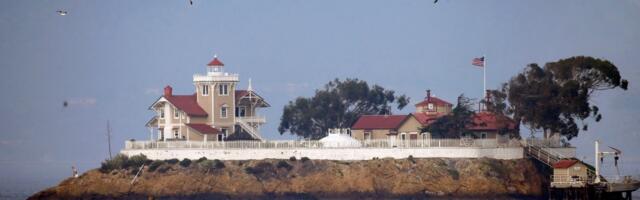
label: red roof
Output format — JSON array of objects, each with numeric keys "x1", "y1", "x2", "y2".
[
  {"x1": 413, "y1": 112, "x2": 446, "y2": 126},
  {"x1": 164, "y1": 94, "x2": 208, "y2": 117},
  {"x1": 468, "y1": 112, "x2": 518, "y2": 131},
  {"x1": 415, "y1": 96, "x2": 452, "y2": 107},
  {"x1": 553, "y1": 160, "x2": 580, "y2": 169},
  {"x1": 186, "y1": 123, "x2": 220, "y2": 134},
  {"x1": 207, "y1": 57, "x2": 224, "y2": 67},
  {"x1": 351, "y1": 115, "x2": 409, "y2": 130}
]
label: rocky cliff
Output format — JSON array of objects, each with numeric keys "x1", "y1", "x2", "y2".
[{"x1": 30, "y1": 158, "x2": 548, "y2": 199}]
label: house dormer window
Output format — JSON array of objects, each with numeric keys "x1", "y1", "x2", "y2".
[
  {"x1": 159, "y1": 109, "x2": 165, "y2": 119},
  {"x1": 218, "y1": 84, "x2": 228, "y2": 96},
  {"x1": 202, "y1": 85, "x2": 209, "y2": 96},
  {"x1": 173, "y1": 108, "x2": 179, "y2": 119}
]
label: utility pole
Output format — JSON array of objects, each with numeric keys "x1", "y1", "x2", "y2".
[{"x1": 107, "y1": 120, "x2": 113, "y2": 160}]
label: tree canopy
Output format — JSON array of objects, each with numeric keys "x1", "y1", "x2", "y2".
[
  {"x1": 278, "y1": 78, "x2": 409, "y2": 139},
  {"x1": 484, "y1": 56, "x2": 629, "y2": 140},
  {"x1": 421, "y1": 94, "x2": 475, "y2": 138}
]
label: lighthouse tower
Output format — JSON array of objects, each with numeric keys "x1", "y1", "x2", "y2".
[{"x1": 193, "y1": 55, "x2": 239, "y2": 137}]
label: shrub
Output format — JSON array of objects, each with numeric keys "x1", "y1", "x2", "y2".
[
  {"x1": 166, "y1": 158, "x2": 179, "y2": 164},
  {"x1": 245, "y1": 162, "x2": 274, "y2": 175},
  {"x1": 127, "y1": 154, "x2": 149, "y2": 169},
  {"x1": 179, "y1": 158, "x2": 192, "y2": 167},
  {"x1": 148, "y1": 160, "x2": 164, "y2": 172},
  {"x1": 213, "y1": 159, "x2": 225, "y2": 169},
  {"x1": 289, "y1": 156, "x2": 297, "y2": 161},
  {"x1": 197, "y1": 157, "x2": 208, "y2": 163},
  {"x1": 199, "y1": 160, "x2": 214, "y2": 169},
  {"x1": 100, "y1": 154, "x2": 129, "y2": 173},
  {"x1": 408, "y1": 155, "x2": 416, "y2": 164},
  {"x1": 277, "y1": 160, "x2": 293, "y2": 171},
  {"x1": 300, "y1": 157, "x2": 310, "y2": 163},
  {"x1": 157, "y1": 165, "x2": 170, "y2": 173}
]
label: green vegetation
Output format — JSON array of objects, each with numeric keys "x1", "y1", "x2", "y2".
[
  {"x1": 196, "y1": 157, "x2": 208, "y2": 163},
  {"x1": 484, "y1": 56, "x2": 629, "y2": 139},
  {"x1": 300, "y1": 157, "x2": 310, "y2": 162},
  {"x1": 421, "y1": 95, "x2": 476, "y2": 138},
  {"x1": 289, "y1": 156, "x2": 297, "y2": 161},
  {"x1": 148, "y1": 160, "x2": 164, "y2": 172},
  {"x1": 407, "y1": 155, "x2": 416, "y2": 164},
  {"x1": 278, "y1": 78, "x2": 409, "y2": 139},
  {"x1": 166, "y1": 158, "x2": 179, "y2": 165},
  {"x1": 277, "y1": 160, "x2": 293, "y2": 171},
  {"x1": 99, "y1": 154, "x2": 150, "y2": 173},
  {"x1": 179, "y1": 159, "x2": 192, "y2": 167}
]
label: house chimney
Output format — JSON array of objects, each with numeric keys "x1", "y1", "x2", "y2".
[
  {"x1": 164, "y1": 85, "x2": 173, "y2": 97},
  {"x1": 426, "y1": 89, "x2": 431, "y2": 101}
]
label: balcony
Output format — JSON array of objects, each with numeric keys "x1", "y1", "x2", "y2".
[
  {"x1": 193, "y1": 73, "x2": 239, "y2": 82},
  {"x1": 236, "y1": 116, "x2": 266, "y2": 124}
]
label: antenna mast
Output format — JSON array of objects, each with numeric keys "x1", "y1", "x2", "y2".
[{"x1": 107, "y1": 120, "x2": 113, "y2": 159}]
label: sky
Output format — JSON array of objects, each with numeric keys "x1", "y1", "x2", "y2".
[{"x1": 1, "y1": 0, "x2": 640, "y2": 197}]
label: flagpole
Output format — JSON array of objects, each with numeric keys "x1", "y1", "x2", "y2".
[{"x1": 483, "y1": 55, "x2": 486, "y2": 111}]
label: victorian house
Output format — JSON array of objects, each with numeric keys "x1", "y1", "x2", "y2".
[{"x1": 146, "y1": 56, "x2": 270, "y2": 141}]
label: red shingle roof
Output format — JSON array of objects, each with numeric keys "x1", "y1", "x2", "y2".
[
  {"x1": 235, "y1": 90, "x2": 249, "y2": 102},
  {"x1": 468, "y1": 112, "x2": 518, "y2": 131},
  {"x1": 413, "y1": 112, "x2": 446, "y2": 126},
  {"x1": 164, "y1": 94, "x2": 208, "y2": 117},
  {"x1": 207, "y1": 57, "x2": 224, "y2": 66},
  {"x1": 186, "y1": 123, "x2": 220, "y2": 134},
  {"x1": 415, "y1": 96, "x2": 452, "y2": 107},
  {"x1": 351, "y1": 115, "x2": 409, "y2": 130},
  {"x1": 553, "y1": 160, "x2": 580, "y2": 169}
]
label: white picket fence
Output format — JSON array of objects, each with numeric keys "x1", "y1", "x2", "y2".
[{"x1": 125, "y1": 138, "x2": 522, "y2": 150}]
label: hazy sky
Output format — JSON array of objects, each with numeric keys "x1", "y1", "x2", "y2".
[{"x1": 1, "y1": 0, "x2": 640, "y2": 195}]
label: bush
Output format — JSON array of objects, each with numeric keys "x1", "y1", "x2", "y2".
[
  {"x1": 157, "y1": 165, "x2": 170, "y2": 173},
  {"x1": 166, "y1": 158, "x2": 179, "y2": 164},
  {"x1": 179, "y1": 159, "x2": 192, "y2": 167},
  {"x1": 289, "y1": 156, "x2": 297, "y2": 161},
  {"x1": 277, "y1": 160, "x2": 293, "y2": 171},
  {"x1": 148, "y1": 160, "x2": 164, "y2": 172},
  {"x1": 245, "y1": 162, "x2": 274, "y2": 175},
  {"x1": 127, "y1": 154, "x2": 149, "y2": 169},
  {"x1": 100, "y1": 154, "x2": 129, "y2": 173},
  {"x1": 197, "y1": 157, "x2": 208, "y2": 163},
  {"x1": 300, "y1": 157, "x2": 310, "y2": 163},
  {"x1": 408, "y1": 155, "x2": 416, "y2": 164},
  {"x1": 213, "y1": 159, "x2": 225, "y2": 169}
]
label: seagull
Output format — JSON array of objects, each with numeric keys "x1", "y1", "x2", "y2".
[
  {"x1": 57, "y1": 10, "x2": 68, "y2": 16},
  {"x1": 63, "y1": 101, "x2": 69, "y2": 108},
  {"x1": 434, "y1": 0, "x2": 438, "y2": 3},
  {"x1": 189, "y1": 0, "x2": 193, "y2": 5}
]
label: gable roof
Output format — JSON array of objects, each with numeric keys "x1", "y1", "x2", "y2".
[
  {"x1": 186, "y1": 123, "x2": 220, "y2": 134},
  {"x1": 553, "y1": 159, "x2": 580, "y2": 169},
  {"x1": 415, "y1": 96, "x2": 452, "y2": 107},
  {"x1": 351, "y1": 115, "x2": 409, "y2": 130},
  {"x1": 164, "y1": 94, "x2": 208, "y2": 117},
  {"x1": 235, "y1": 90, "x2": 271, "y2": 107},
  {"x1": 468, "y1": 112, "x2": 518, "y2": 131}
]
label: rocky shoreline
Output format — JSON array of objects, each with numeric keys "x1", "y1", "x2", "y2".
[{"x1": 29, "y1": 158, "x2": 548, "y2": 199}]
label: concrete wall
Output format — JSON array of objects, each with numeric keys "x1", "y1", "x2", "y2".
[{"x1": 121, "y1": 147, "x2": 524, "y2": 161}]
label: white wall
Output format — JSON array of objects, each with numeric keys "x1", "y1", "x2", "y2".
[{"x1": 121, "y1": 147, "x2": 524, "y2": 161}]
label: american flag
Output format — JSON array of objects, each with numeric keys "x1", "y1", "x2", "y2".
[{"x1": 472, "y1": 57, "x2": 484, "y2": 67}]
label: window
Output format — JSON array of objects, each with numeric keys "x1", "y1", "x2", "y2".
[
  {"x1": 401, "y1": 133, "x2": 406, "y2": 141},
  {"x1": 364, "y1": 130, "x2": 372, "y2": 140},
  {"x1": 480, "y1": 132, "x2": 488, "y2": 139},
  {"x1": 159, "y1": 109, "x2": 165, "y2": 119},
  {"x1": 173, "y1": 129, "x2": 179, "y2": 138},
  {"x1": 220, "y1": 107, "x2": 228, "y2": 118},
  {"x1": 218, "y1": 84, "x2": 228, "y2": 96},
  {"x1": 236, "y1": 106, "x2": 246, "y2": 117},
  {"x1": 427, "y1": 103, "x2": 434, "y2": 110},
  {"x1": 173, "y1": 108, "x2": 179, "y2": 119},
  {"x1": 159, "y1": 129, "x2": 164, "y2": 140},
  {"x1": 202, "y1": 85, "x2": 209, "y2": 96}
]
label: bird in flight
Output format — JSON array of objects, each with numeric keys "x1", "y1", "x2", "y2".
[
  {"x1": 57, "y1": 10, "x2": 68, "y2": 16},
  {"x1": 189, "y1": 0, "x2": 193, "y2": 5},
  {"x1": 434, "y1": 0, "x2": 438, "y2": 3}
]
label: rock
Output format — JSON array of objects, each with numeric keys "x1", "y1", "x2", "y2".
[{"x1": 29, "y1": 158, "x2": 547, "y2": 199}]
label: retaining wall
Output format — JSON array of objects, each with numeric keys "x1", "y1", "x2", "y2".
[{"x1": 121, "y1": 147, "x2": 525, "y2": 160}]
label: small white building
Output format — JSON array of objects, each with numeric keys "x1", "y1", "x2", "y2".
[{"x1": 319, "y1": 128, "x2": 361, "y2": 148}]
